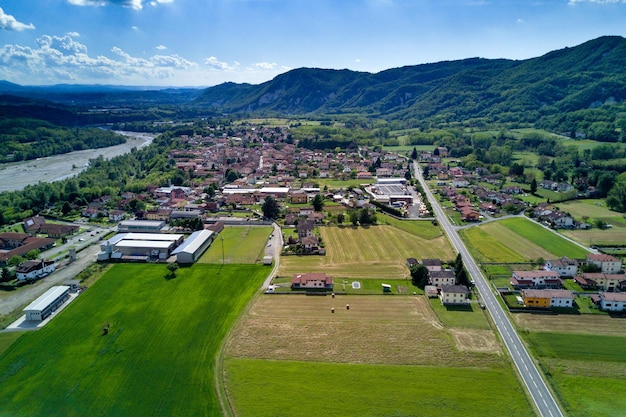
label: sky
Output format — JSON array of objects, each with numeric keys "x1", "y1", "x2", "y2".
[{"x1": 0, "y1": 0, "x2": 625, "y2": 87}]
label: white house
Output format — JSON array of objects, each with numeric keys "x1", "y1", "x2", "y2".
[
  {"x1": 429, "y1": 270, "x2": 456, "y2": 288},
  {"x1": 440, "y1": 285, "x2": 469, "y2": 305},
  {"x1": 598, "y1": 292, "x2": 626, "y2": 312},
  {"x1": 544, "y1": 257, "x2": 578, "y2": 277},
  {"x1": 587, "y1": 254, "x2": 622, "y2": 274},
  {"x1": 16, "y1": 259, "x2": 56, "y2": 281}
]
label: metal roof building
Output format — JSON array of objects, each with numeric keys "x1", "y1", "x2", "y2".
[
  {"x1": 171, "y1": 230, "x2": 215, "y2": 264},
  {"x1": 24, "y1": 285, "x2": 70, "y2": 321}
]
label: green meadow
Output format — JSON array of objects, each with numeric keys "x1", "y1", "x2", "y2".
[
  {"x1": 224, "y1": 358, "x2": 534, "y2": 417},
  {"x1": 198, "y1": 225, "x2": 272, "y2": 264},
  {"x1": 0, "y1": 263, "x2": 267, "y2": 417}
]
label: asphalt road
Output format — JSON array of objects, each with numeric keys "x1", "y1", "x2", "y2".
[{"x1": 413, "y1": 161, "x2": 564, "y2": 417}]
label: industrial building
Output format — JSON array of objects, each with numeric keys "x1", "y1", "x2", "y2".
[
  {"x1": 171, "y1": 230, "x2": 215, "y2": 264},
  {"x1": 117, "y1": 220, "x2": 166, "y2": 233},
  {"x1": 98, "y1": 233, "x2": 184, "y2": 261},
  {"x1": 23, "y1": 285, "x2": 70, "y2": 321}
]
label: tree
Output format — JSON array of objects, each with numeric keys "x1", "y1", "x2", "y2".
[
  {"x1": 530, "y1": 177, "x2": 538, "y2": 195},
  {"x1": 411, "y1": 147, "x2": 418, "y2": 160},
  {"x1": 7, "y1": 256, "x2": 25, "y2": 267},
  {"x1": 410, "y1": 264, "x2": 430, "y2": 289},
  {"x1": 1, "y1": 267, "x2": 13, "y2": 283},
  {"x1": 312, "y1": 194, "x2": 324, "y2": 212},
  {"x1": 167, "y1": 262, "x2": 179, "y2": 278},
  {"x1": 25, "y1": 249, "x2": 40, "y2": 260},
  {"x1": 337, "y1": 213, "x2": 345, "y2": 224},
  {"x1": 261, "y1": 196, "x2": 280, "y2": 219},
  {"x1": 349, "y1": 210, "x2": 359, "y2": 226},
  {"x1": 456, "y1": 267, "x2": 470, "y2": 287}
]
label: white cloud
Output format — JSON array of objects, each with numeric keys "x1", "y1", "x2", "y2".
[
  {"x1": 0, "y1": 7, "x2": 35, "y2": 31},
  {"x1": 251, "y1": 62, "x2": 277, "y2": 70},
  {"x1": 156, "y1": 44, "x2": 167, "y2": 50},
  {"x1": 517, "y1": 18, "x2": 525, "y2": 24},
  {"x1": 568, "y1": 0, "x2": 626, "y2": 4},
  {"x1": 67, "y1": 0, "x2": 176, "y2": 10},
  {"x1": 66, "y1": 31, "x2": 81, "y2": 37},
  {"x1": 205, "y1": 56, "x2": 240, "y2": 71},
  {"x1": 355, "y1": 58, "x2": 361, "y2": 63}
]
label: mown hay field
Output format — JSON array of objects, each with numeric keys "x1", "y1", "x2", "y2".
[
  {"x1": 223, "y1": 295, "x2": 533, "y2": 417},
  {"x1": 0, "y1": 263, "x2": 267, "y2": 417},
  {"x1": 278, "y1": 225, "x2": 455, "y2": 279}
]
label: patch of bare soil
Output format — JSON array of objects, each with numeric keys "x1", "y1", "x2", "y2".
[
  {"x1": 449, "y1": 329, "x2": 501, "y2": 354},
  {"x1": 513, "y1": 313, "x2": 626, "y2": 336},
  {"x1": 226, "y1": 295, "x2": 502, "y2": 368}
]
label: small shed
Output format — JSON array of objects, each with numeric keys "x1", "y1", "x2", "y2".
[
  {"x1": 263, "y1": 256, "x2": 273, "y2": 265},
  {"x1": 382, "y1": 283, "x2": 391, "y2": 293}
]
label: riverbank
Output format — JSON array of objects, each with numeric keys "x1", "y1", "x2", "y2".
[{"x1": 0, "y1": 131, "x2": 155, "y2": 192}]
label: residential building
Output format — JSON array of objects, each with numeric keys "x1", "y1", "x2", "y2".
[
  {"x1": 521, "y1": 289, "x2": 575, "y2": 308},
  {"x1": 440, "y1": 285, "x2": 469, "y2": 305},
  {"x1": 597, "y1": 292, "x2": 626, "y2": 312},
  {"x1": 510, "y1": 270, "x2": 562, "y2": 289},
  {"x1": 422, "y1": 259, "x2": 442, "y2": 273},
  {"x1": 544, "y1": 257, "x2": 579, "y2": 277},
  {"x1": 574, "y1": 273, "x2": 626, "y2": 291},
  {"x1": 429, "y1": 270, "x2": 456, "y2": 288},
  {"x1": 586, "y1": 253, "x2": 622, "y2": 274},
  {"x1": 16, "y1": 259, "x2": 56, "y2": 281},
  {"x1": 291, "y1": 273, "x2": 333, "y2": 291},
  {"x1": 297, "y1": 220, "x2": 315, "y2": 240}
]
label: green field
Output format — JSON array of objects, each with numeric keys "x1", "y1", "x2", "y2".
[
  {"x1": 198, "y1": 225, "x2": 272, "y2": 264},
  {"x1": 224, "y1": 359, "x2": 534, "y2": 417},
  {"x1": 500, "y1": 217, "x2": 590, "y2": 258},
  {"x1": 0, "y1": 263, "x2": 267, "y2": 417},
  {"x1": 428, "y1": 297, "x2": 491, "y2": 329},
  {"x1": 278, "y1": 225, "x2": 455, "y2": 279},
  {"x1": 522, "y1": 332, "x2": 626, "y2": 417},
  {"x1": 460, "y1": 226, "x2": 527, "y2": 263}
]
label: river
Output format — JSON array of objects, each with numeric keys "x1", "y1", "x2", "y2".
[{"x1": 0, "y1": 131, "x2": 155, "y2": 192}]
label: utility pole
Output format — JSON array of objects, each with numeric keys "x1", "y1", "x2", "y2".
[{"x1": 221, "y1": 236, "x2": 225, "y2": 265}]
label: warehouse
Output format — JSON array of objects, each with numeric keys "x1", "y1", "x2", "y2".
[
  {"x1": 24, "y1": 285, "x2": 70, "y2": 321},
  {"x1": 98, "y1": 233, "x2": 184, "y2": 261},
  {"x1": 117, "y1": 220, "x2": 166, "y2": 233},
  {"x1": 171, "y1": 229, "x2": 215, "y2": 264}
]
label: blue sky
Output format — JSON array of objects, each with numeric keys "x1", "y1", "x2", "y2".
[{"x1": 1, "y1": 0, "x2": 625, "y2": 87}]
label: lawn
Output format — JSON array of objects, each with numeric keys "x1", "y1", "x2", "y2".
[
  {"x1": 377, "y1": 214, "x2": 443, "y2": 239},
  {"x1": 428, "y1": 297, "x2": 491, "y2": 329},
  {"x1": 460, "y1": 226, "x2": 527, "y2": 263},
  {"x1": 500, "y1": 217, "x2": 590, "y2": 258},
  {"x1": 197, "y1": 225, "x2": 272, "y2": 264},
  {"x1": 0, "y1": 332, "x2": 21, "y2": 356},
  {"x1": 224, "y1": 359, "x2": 534, "y2": 417},
  {"x1": 0, "y1": 263, "x2": 268, "y2": 417},
  {"x1": 277, "y1": 225, "x2": 455, "y2": 279}
]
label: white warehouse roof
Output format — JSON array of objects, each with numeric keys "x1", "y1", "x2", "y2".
[
  {"x1": 171, "y1": 230, "x2": 214, "y2": 255},
  {"x1": 115, "y1": 240, "x2": 174, "y2": 249},
  {"x1": 24, "y1": 286, "x2": 70, "y2": 312}
]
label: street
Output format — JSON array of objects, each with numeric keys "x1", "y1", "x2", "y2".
[{"x1": 413, "y1": 161, "x2": 564, "y2": 417}]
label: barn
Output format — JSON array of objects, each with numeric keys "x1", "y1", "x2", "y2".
[
  {"x1": 23, "y1": 285, "x2": 70, "y2": 322},
  {"x1": 171, "y1": 230, "x2": 215, "y2": 264}
]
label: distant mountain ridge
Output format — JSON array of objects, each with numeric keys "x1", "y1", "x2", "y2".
[{"x1": 193, "y1": 35, "x2": 626, "y2": 124}]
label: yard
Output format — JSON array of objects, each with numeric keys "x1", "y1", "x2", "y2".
[
  {"x1": 0, "y1": 263, "x2": 268, "y2": 417},
  {"x1": 223, "y1": 295, "x2": 531, "y2": 417},
  {"x1": 197, "y1": 225, "x2": 272, "y2": 264},
  {"x1": 277, "y1": 224, "x2": 455, "y2": 279}
]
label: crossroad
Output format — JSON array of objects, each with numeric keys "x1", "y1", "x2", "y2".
[{"x1": 413, "y1": 161, "x2": 565, "y2": 417}]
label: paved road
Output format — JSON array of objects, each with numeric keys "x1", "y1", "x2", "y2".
[{"x1": 413, "y1": 161, "x2": 565, "y2": 417}]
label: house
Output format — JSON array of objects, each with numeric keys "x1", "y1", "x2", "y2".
[
  {"x1": 288, "y1": 190, "x2": 308, "y2": 204},
  {"x1": 461, "y1": 208, "x2": 480, "y2": 222},
  {"x1": 429, "y1": 270, "x2": 456, "y2": 288},
  {"x1": 39, "y1": 223, "x2": 79, "y2": 238},
  {"x1": 300, "y1": 236, "x2": 319, "y2": 252},
  {"x1": 597, "y1": 292, "x2": 626, "y2": 312},
  {"x1": 23, "y1": 215, "x2": 46, "y2": 232},
  {"x1": 108, "y1": 210, "x2": 126, "y2": 222},
  {"x1": 510, "y1": 270, "x2": 562, "y2": 289},
  {"x1": 440, "y1": 285, "x2": 469, "y2": 305},
  {"x1": 0, "y1": 233, "x2": 56, "y2": 266},
  {"x1": 452, "y1": 179, "x2": 469, "y2": 188},
  {"x1": 521, "y1": 289, "x2": 575, "y2": 308},
  {"x1": 574, "y1": 273, "x2": 626, "y2": 292},
  {"x1": 16, "y1": 259, "x2": 56, "y2": 281},
  {"x1": 544, "y1": 257, "x2": 579, "y2": 277},
  {"x1": 422, "y1": 259, "x2": 442, "y2": 272},
  {"x1": 406, "y1": 258, "x2": 419, "y2": 269},
  {"x1": 297, "y1": 220, "x2": 315, "y2": 240},
  {"x1": 291, "y1": 273, "x2": 333, "y2": 291},
  {"x1": 586, "y1": 253, "x2": 622, "y2": 274}
]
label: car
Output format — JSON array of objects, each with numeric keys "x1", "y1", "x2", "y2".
[
  {"x1": 78, "y1": 238, "x2": 84, "y2": 241},
  {"x1": 267, "y1": 243, "x2": 271, "y2": 247}
]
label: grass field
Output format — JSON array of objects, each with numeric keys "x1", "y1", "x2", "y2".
[
  {"x1": 460, "y1": 218, "x2": 589, "y2": 263},
  {"x1": 224, "y1": 359, "x2": 534, "y2": 417},
  {"x1": 223, "y1": 295, "x2": 531, "y2": 417},
  {"x1": 197, "y1": 225, "x2": 272, "y2": 264},
  {"x1": 0, "y1": 263, "x2": 268, "y2": 417},
  {"x1": 0, "y1": 332, "x2": 21, "y2": 357},
  {"x1": 277, "y1": 225, "x2": 455, "y2": 279},
  {"x1": 521, "y1": 332, "x2": 626, "y2": 417}
]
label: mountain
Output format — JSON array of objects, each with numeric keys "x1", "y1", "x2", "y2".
[{"x1": 194, "y1": 36, "x2": 626, "y2": 125}]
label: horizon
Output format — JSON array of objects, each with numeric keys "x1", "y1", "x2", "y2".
[{"x1": 1, "y1": 1, "x2": 626, "y2": 87}]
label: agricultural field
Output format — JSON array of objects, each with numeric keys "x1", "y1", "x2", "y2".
[
  {"x1": 557, "y1": 200, "x2": 626, "y2": 246},
  {"x1": 460, "y1": 217, "x2": 589, "y2": 263},
  {"x1": 197, "y1": 225, "x2": 272, "y2": 264},
  {"x1": 0, "y1": 263, "x2": 267, "y2": 417},
  {"x1": 277, "y1": 225, "x2": 455, "y2": 279},
  {"x1": 223, "y1": 295, "x2": 533, "y2": 417}
]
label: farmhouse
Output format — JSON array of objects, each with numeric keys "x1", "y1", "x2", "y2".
[
  {"x1": 586, "y1": 253, "x2": 622, "y2": 274},
  {"x1": 171, "y1": 229, "x2": 215, "y2": 264},
  {"x1": 98, "y1": 233, "x2": 184, "y2": 261},
  {"x1": 429, "y1": 270, "x2": 456, "y2": 288},
  {"x1": 16, "y1": 259, "x2": 55, "y2": 281},
  {"x1": 0, "y1": 233, "x2": 56, "y2": 266},
  {"x1": 39, "y1": 223, "x2": 79, "y2": 238},
  {"x1": 596, "y1": 292, "x2": 626, "y2": 312},
  {"x1": 510, "y1": 270, "x2": 562, "y2": 289},
  {"x1": 574, "y1": 272, "x2": 626, "y2": 292},
  {"x1": 521, "y1": 289, "x2": 575, "y2": 308},
  {"x1": 439, "y1": 285, "x2": 469, "y2": 305},
  {"x1": 291, "y1": 273, "x2": 333, "y2": 291},
  {"x1": 544, "y1": 257, "x2": 579, "y2": 277},
  {"x1": 422, "y1": 259, "x2": 442, "y2": 272},
  {"x1": 23, "y1": 285, "x2": 70, "y2": 322}
]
